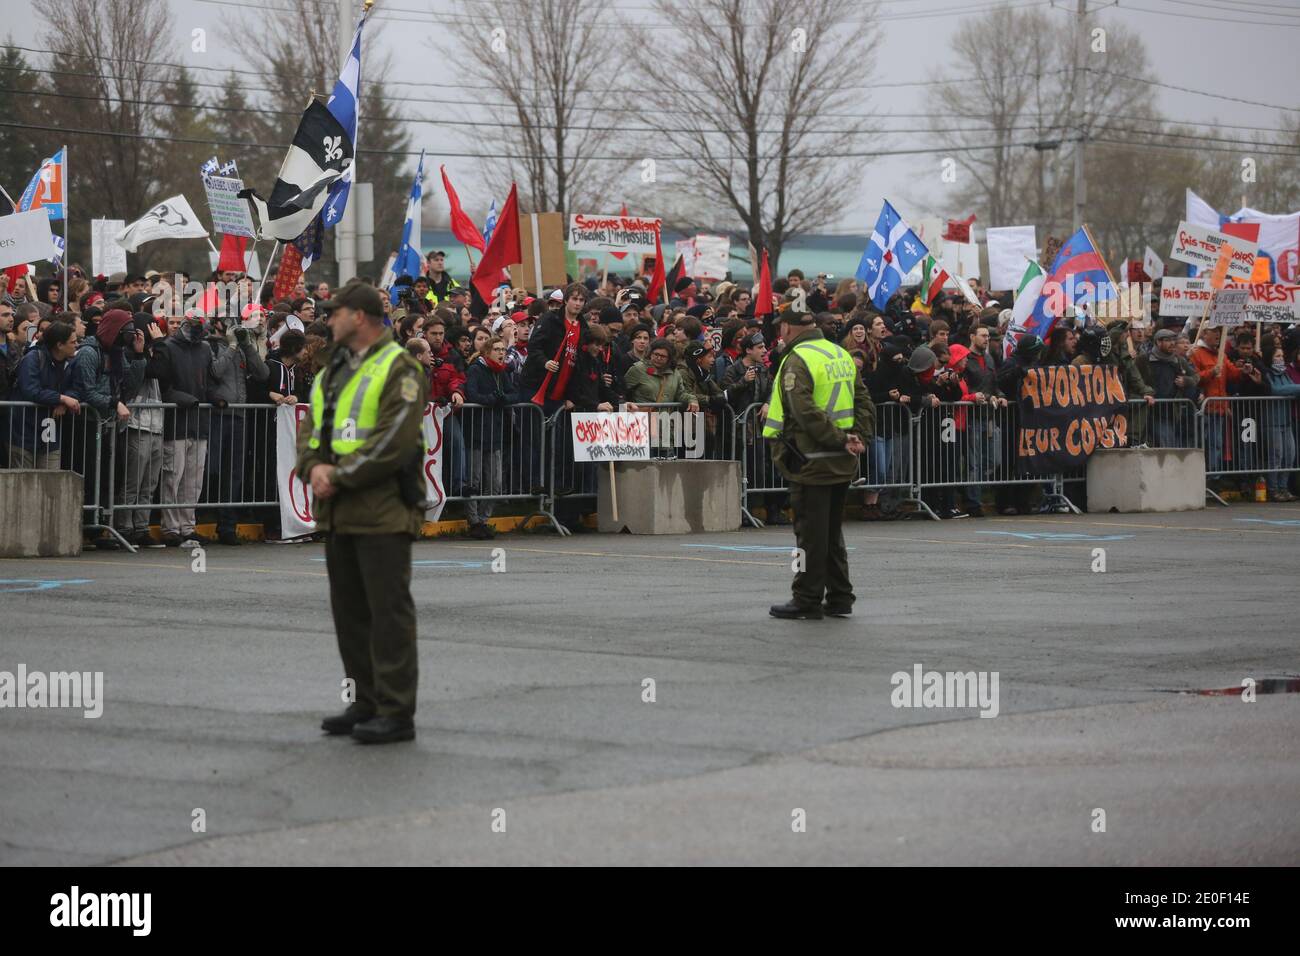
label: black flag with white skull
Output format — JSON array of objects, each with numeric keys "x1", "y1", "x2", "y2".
[{"x1": 240, "y1": 101, "x2": 354, "y2": 242}]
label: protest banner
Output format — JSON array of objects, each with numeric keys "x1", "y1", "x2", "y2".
[
  {"x1": 1170, "y1": 221, "x2": 1255, "y2": 280},
  {"x1": 675, "y1": 238, "x2": 697, "y2": 277},
  {"x1": 202, "y1": 175, "x2": 257, "y2": 238},
  {"x1": 90, "y1": 219, "x2": 127, "y2": 276},
  {"x1": 276, "y1": 403, "x2": 452, "y2": 537},
  {"x1": 1158, "y1": 276, "x2": 1212, "y2": 317},
  {"x1": 986, "y1": 225, "x2": 1036, "y2": 290},
  {"x1": 1017, "y1": 364, "x2": 1128, "y2": 473},
  {"x1": 570, "y1": 411, "x2": 650, "y2": 462},
  {"x1": 567, "y1": 214, "x2": 660, "y2": 255},
  {"x1": 1207, "y1": 287, "x2": 1249, "y2": 328},
  {"x1": 0, "y1": 209, "x2": 56, "y2": 271}
]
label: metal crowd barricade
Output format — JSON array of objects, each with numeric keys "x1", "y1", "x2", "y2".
[
  {"x1": 909, "y1": 401, "x2": 1070, "y2": 519},
  {"x1": 444, "y1": 401, "x2": 557, "y2": 530},
  {"x1": 1199, "y1": 395, "x2": 1300, "y2": 505},
  {"x1": 0, "y1": 400, "x2": 123, "y2": 544},
  {"x1": 733, "y1": 402, "x2": 784, "y2": 526}
]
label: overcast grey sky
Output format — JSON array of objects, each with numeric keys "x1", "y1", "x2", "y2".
[{"x1": 8, "y1": 0, "x2": 1299, "y2": 231}]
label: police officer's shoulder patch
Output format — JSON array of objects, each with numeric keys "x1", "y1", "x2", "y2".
[
  {"x1": 400, "y1": 375, "x2": 419, "y2": 403},
  {"x1": 783, "y1": 370, "x2": 796, "y2": 391}
]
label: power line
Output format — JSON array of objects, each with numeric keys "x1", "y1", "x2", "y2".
[
  {"x1": 0, "y1": 117, "x2": 1067, "y2": 161},
  {"x1": 1090, "y1": 68, "x2": 1300, "y2": 112},
  {"x1": 1115, "y1": 1, "x2": 1300, "y2": 28},
  {"x1": 1148, "y1": 0, "x2": 1300, "y2": 18}
]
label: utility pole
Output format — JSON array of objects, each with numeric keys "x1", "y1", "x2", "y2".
[
  {"x1": 336, "y1": 0, "x2": 357, "y2": 284},
  {"x1": 1071, "y1": 0, "x2": 1088, "y2": 232}
]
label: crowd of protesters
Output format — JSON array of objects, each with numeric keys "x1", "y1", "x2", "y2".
[{"x1": 3, "y1": 248, "x2": 1300, "y2": 548}]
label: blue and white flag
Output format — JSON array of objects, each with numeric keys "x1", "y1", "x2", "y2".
[
  {"x1": 391, "y1": 151, "x2": 425, "y2": 304},
  {"x1": 855, "y1": 200, "x2": 928, "y2": 310},
  {"x1": 482, "y1": 198, "x2": 498, "y2": 246},
  {"x1": 50, "y1": 234, "x2": 65, "y2": 266},
  {"x1": 18, "y1": 147, "x2": 66, "y2": 221},
  {"x1": 321, "y1": 13, "x2": 365, "y2": 229}
]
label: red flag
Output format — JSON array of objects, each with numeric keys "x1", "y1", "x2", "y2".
[
  {"x1": 944, "y1": 214, "x2": 976, "y2": 244},
  {"x1": 610, "y1": 204, "x2": 629, "y2": 261},
  {"x1": 471, "y1": 183, "x2": 521, "y2": 301},
  {"x1": 645, "y1": 225, "x2": 666, "y2": 304},
  {"x1": 274, "y1": 243, "x2": 304, "y2": 301},
  {"x1": 217, "y1": 234, "x2": 247, "y2": 273},
  {"x1": 441, "y1": 165, "x2": 486, "y2": 253},
  {"x1": 753, "y1": 249, "x2": 772, "y2": 317}
]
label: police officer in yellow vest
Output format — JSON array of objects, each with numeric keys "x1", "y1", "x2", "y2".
[
  {"x1": 763, "y1": 306, "x2": 875, "y2": 620},
  {"x1": 295, "y1": 282, "x2": 430, "y2": 743}
]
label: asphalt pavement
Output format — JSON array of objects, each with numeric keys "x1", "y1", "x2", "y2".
[{"x1": 1, "y1": 502, "x2": 1297, "y2": 865}]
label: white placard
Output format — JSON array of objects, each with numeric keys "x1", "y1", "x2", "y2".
[
  {"x1": 1143, "y1": 245, "x2": 1164, "y2": 280},
  {"x1": 1170, "y1": 221, "x2": 1255, "y2": 280},
  {"x1": 570, "y1": 411, "x2": 650, "y2": 462},
  {"x1": 91, "y1": 219, "x2": 128, "y2": 276},
  {"x1": 1229, "y1": 282, "x2": 1300, "y2": 324},
  {"x1": 691, "y1": 235, "x2": 730, "y2": 280},
  {"x1": 568, "y1": 214, "x2": 661, "y2": 255},
  {"x1": 1208, "y1": 288, "x2": 1250, "y2": 327},
  {"x1": 1158, "y1": 276, "x2": 1213, "y2": 317},
  {"x1": 202, "y1": 174, "x2": 257, "y2": 238},
  {"x1": 0, "y1": 208, "x2": 56, "y2": 271},
  {"x1": 986, "y1": 225, "x2": 1037, "y2": 290}
]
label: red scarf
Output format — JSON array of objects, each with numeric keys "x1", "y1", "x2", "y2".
[
  {"x1": 531, "y1": 317, "x2": 581, "y2": 404},
  {"x1": 548, "y1": 318, "x2": 581, "y2": 399},
  {"x1": 482, "y1": 356, "x2": 507, "y2": 373}
]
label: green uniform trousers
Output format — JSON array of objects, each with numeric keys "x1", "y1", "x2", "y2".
[
  {"x1": 325, "y1": 532, "x2": 419, "y2": 719},
  {"x1": 789, "y1": 480, "x2": 853, "y2": 610}
]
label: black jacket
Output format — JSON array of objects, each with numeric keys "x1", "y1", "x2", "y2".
[
  {"x1": 462, "y1": 357, "x2": 518, "y2": 450},
  {"x1": 564, "y1": 350, "x2": 620, "y2": 412},
  {"x1": 147, "y1": 327, "x2": 214, "y2": 440},
  {"x1": 963, "y1": 347, "x2": 1002, "y2": 399},
  {"x1": 1142, "y1": 348, "x2": 1198, "y2": 402}
]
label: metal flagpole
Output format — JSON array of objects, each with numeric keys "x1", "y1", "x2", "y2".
[{"x1": 62, "y1": 144, "x2": 69, "y2": 309}]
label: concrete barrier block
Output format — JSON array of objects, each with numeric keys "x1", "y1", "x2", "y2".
[
  {"x1": 597, "y1": 460, "x2": 742, "y2": 533},
  {"x1": 0, "y1": 470, "x2": 84, "y2": 557},
  {"x1": 1086, "y1": 448, "x2": 1205, "y2": 513}
]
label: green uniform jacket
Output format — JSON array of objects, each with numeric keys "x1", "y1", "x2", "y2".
[
  {"x1": 294, "y1": 330, "x2": 431, "y2": 536},
  {"x1": 769, "y1": 327, "x2": 876, "y2": 485},
  {"x1": 623, "y1": 360, "x2": 696, "y2": 406}
]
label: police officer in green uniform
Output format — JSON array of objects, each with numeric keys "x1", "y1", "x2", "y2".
[
  {"x1": 763, "y1": 307, "x2": 875, "y2": 620},
  {"x1": 296, "y1": 282, "x2": 430, "y2": 744}
]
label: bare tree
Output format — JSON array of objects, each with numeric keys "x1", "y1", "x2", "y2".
[
  {"x1": 625, "y1": 0, "x2": 877, "y2": 270},
  {"x1": 33, "y1": 0, "x2": 172, "y2": 223},
  {"x1": 932, "y1": 7, "x2": 1154, "y2": 239},
  {"x1": 445, "y1": 0, "x2": 614, "y2": 215}
]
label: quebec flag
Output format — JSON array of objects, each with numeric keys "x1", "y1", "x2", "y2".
[
  {"x1": 482, "y1": 198, "x2": 498, "y2": 247},
  {"x1": 855, "y1": 200, "x2": 928, "y2": 310},
  {"x1": 321, "y1": 14, "x2": 365, "y2": 229},
  {"x1": 391, "y1": 151, "x2": 425, "y2": 304}
]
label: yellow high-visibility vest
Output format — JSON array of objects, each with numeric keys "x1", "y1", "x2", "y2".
[
  {"x1": 308, "y1": 341, "x2": 405, "y2": 455},
  {"x1": 762, "y1": 339, "x2": 856, "y2": 437}
]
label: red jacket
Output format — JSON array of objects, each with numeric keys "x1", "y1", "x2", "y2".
[{"x1": 429, "y1": 340, "x2": 466, "y2": 404}]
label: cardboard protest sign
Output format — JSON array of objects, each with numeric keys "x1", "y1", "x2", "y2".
[
  {"x1": 1017, "y1": 364, "x2": 1129, "y2": 473},
  {"x1": 570, "y1": 411, "x2": 650, "y2": 462},
  {"x1": 510, "y1": 212, "x2": 566, "y2": 291},
  {"x1": 567, "y1": 214, "x2": 660, "y2": 255},
  {"x1": 91, "y1": 219, "x2": 127, "y2": 276},
  {"x1": 986, "y1": 226, "x2": 1037, "y2": 290},
  {"x1": 1170, "y1": 221, "x2": 1255, "y2": 280},
  {"x1": 1158, "y1": 277, "x2": 1212, "y2": 317},
  {"x1": 1207, "y1": 287, "x2": 1249, "y2": 327},
  {"x1": 203, "y1": 175, "x2": 256, "y2": 238},
  {"x1": 0, "y1": 209, "x2": 56, "y2": 271}
]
